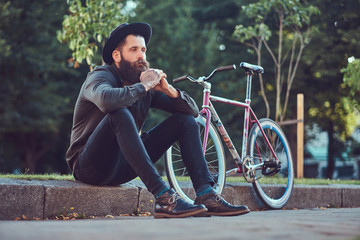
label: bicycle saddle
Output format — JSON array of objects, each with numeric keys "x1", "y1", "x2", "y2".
[{"x1": 240, "y1": 62, "x2": 264, "y2": 74}]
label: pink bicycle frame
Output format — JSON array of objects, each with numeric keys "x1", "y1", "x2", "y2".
[{"x1": 199, "y1": 75, "x2": 278, "y2": 171}]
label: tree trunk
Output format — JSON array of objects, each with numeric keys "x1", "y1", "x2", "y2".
[
  {"x1": 275, "y1": 12, "x2": 284, "y2": 122},
  {"x1": 7, "y1": 132, "x2": 58, "y2": 173},
  {"x1": 24, "y1": 133, "x2": 40, "y2": 173},
  {"x1": 256, "y1": 43, "x2": 270, "y2": 118},
  {"x1": 25, "y1": 144, "x2": 37, "y2": 173},
  {"x1": 327, "y1": 120, "x2": 335, "y2": 179}
]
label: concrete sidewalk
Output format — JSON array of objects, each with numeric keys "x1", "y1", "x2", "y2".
[
  {"x1": 1, "y1": 208, "x2": 360, "y2": 240},
  {"x1": 0, "y1": 178, "x2": 359, "y2": 220}
]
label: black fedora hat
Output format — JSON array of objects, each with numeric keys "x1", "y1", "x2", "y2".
[{"x1": 102, "y1": 22, "x2": 152, "y2": 65}]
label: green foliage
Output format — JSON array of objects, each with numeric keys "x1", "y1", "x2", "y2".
[
  {"x1": 0, "y1": 2, "x2": 13, "y2": 60},
  {"x1": 0, "y1": 0, "x2": 74, "y2": 133},
  {"x1": 233, "y1": 0, "x2": 319, "y2": 122},
  {"x1": 299, "y1": 0, "x2": 360, "y2": 134},
  {"x1": 296, "y1": 0, "x2": 360, "y2": 178},
  {"x1": 233, "y1": 23, "x2": 271, "y2": 42},
  {"x1": 0, "y1": 0, "x2": 79, "y2": 173},
  {"x1": 342, "y1": 57, "x2": 360, "y2": 97},
  {"x1": 57, "y1": 0, "x2": 128, "y2": 68},
  {"x1": 244, "y1": 0, "x2": 320, "y2": 26}
]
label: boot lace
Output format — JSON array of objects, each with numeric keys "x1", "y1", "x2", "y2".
[
  {"x1": 214, "y1": 192, "x2": 224, "y2": 202},
  {"x1": 169, "y1": 192, "x2": 181, "y2": 204}
]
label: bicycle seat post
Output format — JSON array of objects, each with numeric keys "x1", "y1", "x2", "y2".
[
  {"x1": 245, "y1": 73, "x2": 253, "y2": 104},
  {"x1": 239, "y1": 62, "x2": 263, "y2": 105}
]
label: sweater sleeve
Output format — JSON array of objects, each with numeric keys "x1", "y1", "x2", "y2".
[
  {"x1": 83, "y1": 72, "x2": 147, "y2": 113},
  {"x1": 150, "y1": 89, "x2": 199, "y2": 117}
]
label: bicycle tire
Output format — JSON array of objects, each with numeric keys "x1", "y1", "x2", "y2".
[
  {"x1": 247, "y1": 118, "x2": 294, "y2": 209},
  {"x1": 164, "y1": 115, "x2": 226, "y2": 204}
]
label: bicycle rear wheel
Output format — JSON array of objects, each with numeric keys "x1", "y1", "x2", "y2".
[
  {"x1": 165, "y1": 115, "x2": 226, "y2": 204},
  {"x1": 247, "y1": 118, "x2": 294, "y2": 209}
]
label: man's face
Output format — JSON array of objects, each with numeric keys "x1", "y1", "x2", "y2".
[{"x1": 117, "y1": 35, "x2": 150, "y2": 84}]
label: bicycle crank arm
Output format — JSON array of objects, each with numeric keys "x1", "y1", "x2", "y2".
[
  {"x1": 241, "y1": 156, "x2": 264, "y2": 183},
  {"x1": 226, "y1": 168, "x2": 240, "y2": 176}
]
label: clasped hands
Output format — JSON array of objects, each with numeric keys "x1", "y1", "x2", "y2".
[{"x1": 140, "y1": 68, "x2": 168, "y2": 91}]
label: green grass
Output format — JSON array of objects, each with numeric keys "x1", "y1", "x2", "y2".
[
  {"x1": 294, "y1": 178, "x2": 360, "y2": 185},
  {"x1": 226, "y1": 177, "x2": 360, "y2": 185},
  {"x1": 0, "y1": 173, "x2": 75, "y2": 181},
  {"x1": 163, "y1": 176, "x2": 360, "y2": 185},
  {"x1": 0, "y1": 174, "x2": 359, "y2": 185}
]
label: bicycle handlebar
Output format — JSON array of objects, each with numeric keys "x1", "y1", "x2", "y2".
[
  {"x1": 215, "y1": 64, "x2": 237, "y2": 72},
  {"x1": 173, "y1": 75, "x2": 189, "y2": 83},
  {"x1": 172, "y1": 62, "x2": 263, "y2": 84},
  {"x1": 173, "y1": 64, "x2": 236, "y2": 83}
]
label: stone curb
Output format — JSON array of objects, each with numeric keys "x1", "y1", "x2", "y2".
[{"x1": 0, "y1": 178, "x2": 359, "y2": 220}]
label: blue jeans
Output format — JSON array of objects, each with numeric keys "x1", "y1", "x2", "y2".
[{"x1": 74, "y1": 108, "x2": 213, "y2": 196}]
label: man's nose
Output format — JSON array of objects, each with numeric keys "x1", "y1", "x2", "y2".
[{"x1": 137, "y1": 50, "x2": 145, "y2": 59}]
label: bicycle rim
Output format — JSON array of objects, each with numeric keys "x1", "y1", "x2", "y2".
[
  {"x1": 248, "y1": 118, "x2": 294, "y2": 209},
  {"x1": 165, "y1": 115, "x2": 226, "y2": 204}
]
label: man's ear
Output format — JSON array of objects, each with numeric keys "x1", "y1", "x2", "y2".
[{"x1": 112, "y1": 49, "x2": 121, "y2": 63}]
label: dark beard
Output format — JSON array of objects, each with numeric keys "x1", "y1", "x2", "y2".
[{"x1": 118, "y1": 57, "x2": 150, "y2": 85}]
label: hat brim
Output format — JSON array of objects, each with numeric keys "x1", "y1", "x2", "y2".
[{"x1": 102, "y1": 22, "x2": 152, "y2": 65}]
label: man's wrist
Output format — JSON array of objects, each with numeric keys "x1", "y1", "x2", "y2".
[
  {"x1": 165, "y1": 85, "x2": 180, "y2": 98},
  {"x1": 141, "y1": 82, "x2": 152, "y2": 91}
]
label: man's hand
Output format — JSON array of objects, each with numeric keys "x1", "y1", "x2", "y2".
[
  {"x1": 140, "y1": 68, "x2": 179, "y2": 98},
  {"x1": 140, "y1": 69, "x2": 165, "y2": 91},
  {"x1": 153, "y1": 78, "x2": 180, "y2": 98}
]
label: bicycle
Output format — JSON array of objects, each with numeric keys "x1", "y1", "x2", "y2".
[{"x1": 164, "y1": 62, "x2": 294, "y2": 209}]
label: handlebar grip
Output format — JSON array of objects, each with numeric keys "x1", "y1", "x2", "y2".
[
  {"x1": 173, "y1": 75, "x2": 188, "y2": 83},
  {"x1": 215, "y1": 64, "x2": 236, "y2": 72}
]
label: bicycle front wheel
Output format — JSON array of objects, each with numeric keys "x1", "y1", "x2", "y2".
[
  {"x1": 164, "y1": 115, "x2": 226, "y2": 204},
  {"x1": 247, "y1": 118, "x2": 294, "y2": 209}
]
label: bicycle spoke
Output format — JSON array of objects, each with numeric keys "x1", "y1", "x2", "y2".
[
  {"x1": 172, "y1": 159, "x2": 183, "y2": 164},
  {"x1": 204, "y1": 151, "x2": 217, "y2": 156},
  {"x1": 181, "y1": 167, "x2": 188, "y2": 176}
]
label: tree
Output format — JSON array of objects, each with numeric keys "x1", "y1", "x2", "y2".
[
  {"x1": 342, "y1": 57, "x2": 360, "y2": 100},
  {"x1": 233, "y1": 0, "x2": 319, "y2": 122},
  {"x1": 0, "y1": 0, "x2": 78, "y2": 173},
  {"x1": 57, "y1": 0, "x2": 129, "y2": 71},
  {"x1": 296, "y1": 0, "x2": 360, "y2": 178}
]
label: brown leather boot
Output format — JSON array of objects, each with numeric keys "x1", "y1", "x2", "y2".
[
  {"x1": 194, "y1": 190, "x2": 250, "y2": 216},
  {"x1": 154, "y1": 189, "x2": 208, "y2": 218}
]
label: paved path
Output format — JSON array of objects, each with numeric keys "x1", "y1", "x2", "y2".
[{"x1": 1, "y1": 208, "x2": 359, "y2": 240}]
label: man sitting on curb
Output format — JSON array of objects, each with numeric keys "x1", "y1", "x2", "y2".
[{"x1": 65, "y1": 22, "x2": 250, "y2": 218}]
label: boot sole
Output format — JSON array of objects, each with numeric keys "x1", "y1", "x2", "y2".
[
  {"x1": 196, "y1": 209, "x2": 250, "y2": 217},
  {"x1": 154, "y1": 208, "x2": 208, "y2": 219}
]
